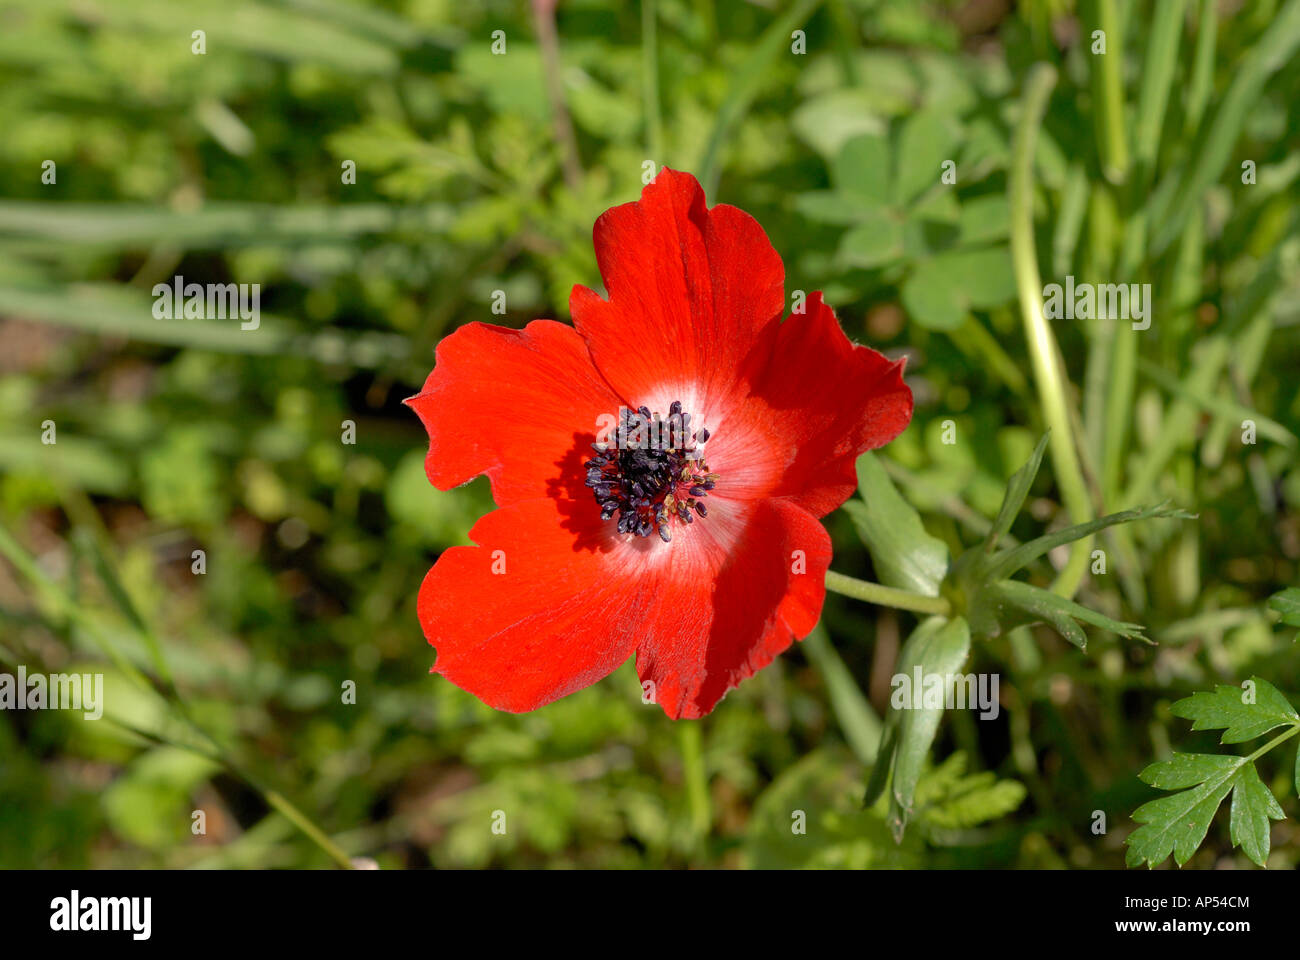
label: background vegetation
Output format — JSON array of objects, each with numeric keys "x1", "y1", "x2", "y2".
[{"x1": 1, "y1": 0, "x2": 1298, "y2": 869}]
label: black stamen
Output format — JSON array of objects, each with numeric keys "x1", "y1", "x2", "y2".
[{"x1": 584, "y1": 402, "x2": 718, "y2": 541}]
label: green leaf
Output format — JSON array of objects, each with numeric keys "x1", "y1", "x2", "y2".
[
  {"x1": 894, "y1": 108, "x2": 960, "y2": 207},
  {"x1": 864, "y1": 618, "x2": 945, "y2": 808},
  {"x1": 974, "y1": 579, "x2": 1148, "y2": 649},
  {"x1": 1170, "y1": 678, "x2": 1300, "y2": 744},
  {"x1": 846, "y1": 452, "x2": 949, "y2": 596},
  {"x1": 1126, "y1": 753, "x2": 1244, "y2": 868},
  {"x1": 956, "y1": 194, "x2": 1011, "y2": 246},
  {"x1": 899, "y1": 266, "x2": 965, "y2": 331},
  {"x1": 866, "y1": 617, "x2": 972, "y2": 842},
  {"x1": 1138, "y1": 752, "x2": 1243, "y2": 791},
  {"x1": 837, "y1": 207, "x2": 905, "y2": 268},
  {"x1": 901, "y1": 189, "x2": 961, "y2": 260},
  {"x1": 985, "y1": 431, "x2": 1049, "y2": 553},
  {"x1": 1127, "y1": 680, "x2": 1299, "y2": 869},
  {"x1": 901, "y1": 246, "x2": 1016, "y2": 331},
  {"x1": 833, "y1": 133, "x2": 891, "y2": 204},
  {"x1": 791, "y1": 89, "x2": 888, "y2": 160},
  {"x1": 912, "y1": 753, "x2": 1026, "y2": 831},
  {"x1": 743, "y1": 748, "x2": 921, "y2": 869},
  {"x1": 1268, "y1": 588, "x2": 1300, "y2": 627},
  {"x1": 1229, "y1": 762, "x2": 1285, "y2": 867},
  {"x1": 980, "y1": 502, "x2": 1194, "y2": 583},
  {"x1": 794, "y1": 191, "x2": 882, "y2": 226}
]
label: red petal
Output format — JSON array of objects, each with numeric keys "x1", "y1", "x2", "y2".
[
  {"x1": 404, "y1": 319, "x2": 622, "y2": 506},
  {"x1": 634, "y1": 497, "x2": 832, "y2": 719},
  {"x1": 419, "y1": 497, "x2": 653, "y2": 712},
  {"x1": 569, "y1": 168, "x2": 785, "y2": 416},
  {"x1": 704, "y1": 292, "x2": 912, "y2": 517}
]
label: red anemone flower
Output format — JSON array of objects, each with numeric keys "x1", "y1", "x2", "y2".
[{"x1": 406, "y1": 169, "x2": 912, "y2": 719}]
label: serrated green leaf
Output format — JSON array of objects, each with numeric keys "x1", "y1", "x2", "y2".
[
  {"x1": 985, "y1": 432, "x2": 1049, "y2": 553},
  {"x1": 1128, "y1": 680, "x2": 1299, "y2": 869},
  {"x1": 1170, "y1": 678, "x2": 1300, "y2": 743},
  {"x1": 1126, "y1": 757, "x2": 1244, "y2": 868},
  {"x1": 1139, "y1": 753, "x2": 1242, "y2": 791},
  {"x1": 1268, "y1": 588, "x2": 1300, "y2": 627},
  {"x1": 847, "y1": 453, "x2": 949, "y2": 597},
  {"x1": 885, "y1": 617, "x2": 971, "y2": 842},
  {"x1": 1229, "y1": 762, "x2": 1284, "y2": 867}
]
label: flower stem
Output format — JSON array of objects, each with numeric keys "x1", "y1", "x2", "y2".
[
  {"x1": 678, "y1": 721, "x2": 710, "y2": 849},
  {"x1": 824, "y1": 570, "x2": 951, "y2": 617},
  {"x1": 1009, "y1": 63, "x2": 1094, "y2": 599}
]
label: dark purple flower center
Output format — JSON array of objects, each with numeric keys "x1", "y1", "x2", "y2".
[{"x1": 584, "y1": 402, "x2": 716, "y2": 542}]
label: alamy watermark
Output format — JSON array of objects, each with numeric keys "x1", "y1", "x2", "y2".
[
  {"x1": 50, "y1": 891, "x2": 150, "y2": 940},
  {"x1": 1042, "y1": 275, "x2": 1151, "y2": 330},
  {"x1": 0, "y1": 666, "x2": 103, "y2": 719},
  {"x1": 152, "y1": 274, "x2": 260, "y2": 330},
  {"x1": 891, "y1": 667, "x2": 1000, "y2": 720}
]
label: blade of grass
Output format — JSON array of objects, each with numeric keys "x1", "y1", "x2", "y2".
[
  {"x1": 1183, "y1": 0, "x2": 1217, "y2": 137},
  {"x1": 1083, "y1": 0, "x2": 1129, "y2": 184}
]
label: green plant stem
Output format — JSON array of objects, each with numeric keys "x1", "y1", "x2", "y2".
[
  {"x1": 263, "y1": 790, "x2": 356, "y2": 870},
  {"x1": 1008, "y1": 63, "x2": 1094, "y2": 598},
  {"x1": 678, "y1": 721, "x2": 710, "y2": 847},
  {"x1": 1245, "y1": 724, "x2": 1300, "y2": 764},
  {"x1": 824, "y1": 570, "x2": 952, "y2": 616}
]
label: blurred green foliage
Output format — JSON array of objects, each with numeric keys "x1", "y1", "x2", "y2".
[{"x1": 1, "y1": 0, "x2": 1299, "y2": 869}]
